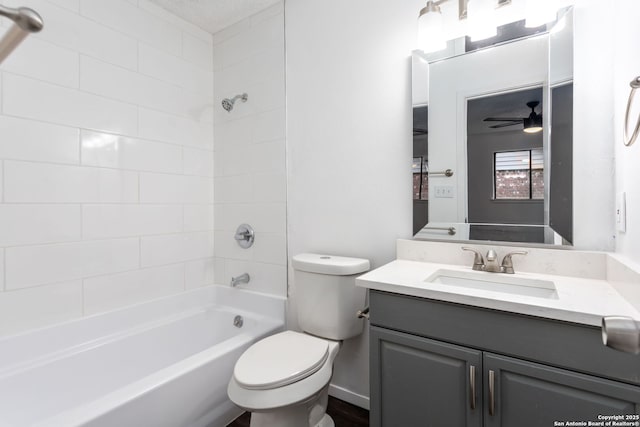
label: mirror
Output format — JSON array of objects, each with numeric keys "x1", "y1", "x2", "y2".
[{"x1": 413, "y1": 8, "x2": 574, "y2": 246}]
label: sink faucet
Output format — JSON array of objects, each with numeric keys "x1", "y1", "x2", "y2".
[
  {"x1": 484, "y1": 249, "x2": 502, "y2": 272},
  {"x1": 462, "y1": 247, "x2": 527, "y2": 274}
]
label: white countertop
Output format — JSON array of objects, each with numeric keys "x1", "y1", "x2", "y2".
[{"x1": 357, "y1": 259, "x2": 640, "y2": 327}]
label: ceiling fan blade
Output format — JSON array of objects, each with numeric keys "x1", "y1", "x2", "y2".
[
  {"x1": 483, "y1": 117, "x2": 523, "y2": 122},
  {"x1": 489, "y1": 122, "x2": 521, "y2": 129}
]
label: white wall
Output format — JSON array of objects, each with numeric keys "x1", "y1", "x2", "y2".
[
  {"x1": 613, "y1": 0, "x2": 640, "y2": 262},
  {"x1": 212, "y1": 3, "x2": 287, "y2": 298},
  {"x1": 285, "y1": 0, "x2": 418, "y2": 407},
  {"x1": 0, "y1": 0, "x2": 215, "y2": 336}
]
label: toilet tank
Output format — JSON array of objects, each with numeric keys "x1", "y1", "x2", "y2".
[{"x1": 292, "y1": 253, "x2": 370, "y2": 340}]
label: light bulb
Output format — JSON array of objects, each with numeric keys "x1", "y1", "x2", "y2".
[
  {"x1": 525, "y1": 0, "x2": 557, "y2": 28},
  {"x1": 523, "y1": 114, "x2": 543, "y2": 133},
  {"x1": 467, "y1": 0, "x2": 497, "y2": 42},
  {"x1": 418, "y1": 1, "x2": 446, "y2": 53},
  {"x1": 523, "y1": 126, "x2": 543, "y2": 134}
]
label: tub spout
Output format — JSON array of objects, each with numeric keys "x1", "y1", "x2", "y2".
[{"x1": 231, "y1": 273, "x2": 250, "y2": 287}]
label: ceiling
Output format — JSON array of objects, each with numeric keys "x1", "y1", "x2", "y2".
[{"x1": 147, "y1": 0, "x2": 281, "y2": 34}]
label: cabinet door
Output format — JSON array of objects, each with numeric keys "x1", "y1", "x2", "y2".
[
  {"x1": 370, "y1": 326, "x2": 482, "y2": 427},
  {"x1": 484, "y1": 353, "x2": 640, "y2": 427}
]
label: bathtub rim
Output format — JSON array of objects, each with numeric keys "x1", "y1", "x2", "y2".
[{"x1": 0, "y1": 285, "x2": 285, "y2": 370}]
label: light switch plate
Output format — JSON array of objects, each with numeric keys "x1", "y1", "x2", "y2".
[
  {"x1": 616, "y1": 192, "x2": 627, "y2": 233},
  {"x1": 434, "y1": 186, "x2": 454, "y2": 198}
]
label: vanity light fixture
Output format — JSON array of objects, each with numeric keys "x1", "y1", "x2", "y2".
[
  {"x1": 467, "y1": 0, "x2": 498, "y2": 41},
  {"x1": 417, "y1": 0, "x2": 512, "y2": 53},
  {"x1": 418, "y1": 1, "x2": 446, "y2": 53},
  {"x1": 417, "y1": 0, "x2": 572, "y2": 54}
]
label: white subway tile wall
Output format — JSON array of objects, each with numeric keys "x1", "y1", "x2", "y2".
[
  {"x1": 212, "y1": 2, "x2": 286, "y2": 298},
  {"x1": 0, "y1": 0, "x2": 216, "y2": 335}
]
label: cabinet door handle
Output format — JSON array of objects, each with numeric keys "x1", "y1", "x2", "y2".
[
  {"x1": 469, "y1": 365, "x2": 476, "y2": 410},
  {"x1": 488, "y1": 369, "x2": 496, "y2": 416}
]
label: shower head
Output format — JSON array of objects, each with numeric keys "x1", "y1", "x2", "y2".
[
  {"x1": 222, "y1": 93, "x2": 248, "y2": 112},
  {"x1": 221, "y1": 98, "x2": 234, "y2": 112},
  {"x1": 0, "y1": 5, "x2": 43, "y2": 65}
]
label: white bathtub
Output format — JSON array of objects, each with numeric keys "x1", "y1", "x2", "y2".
[{"x1": 0, "y1": 285, "x2": 285, "y2": 427}]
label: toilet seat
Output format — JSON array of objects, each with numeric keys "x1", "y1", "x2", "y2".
[
  {"x1": 233, "y1": 331, "x2": 329, "y2": 390},
  {"x1": 228, "y1": 332, "x2": 341, "y2": 412}
]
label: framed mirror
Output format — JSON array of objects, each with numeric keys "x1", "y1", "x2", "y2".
[{"x1": 413, "y1": 7, "x2": 574, "y2": 246}]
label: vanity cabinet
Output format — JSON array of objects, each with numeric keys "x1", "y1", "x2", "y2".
[
  {"x1": 371, "y1": 327, "x2": 482, "y2": 427},
  {"x1": 369, "y1": 290, "x2": 640, "y2": 427},
  {"x1": 484, "y1": 353, "x2": 640, "y2": 427}
]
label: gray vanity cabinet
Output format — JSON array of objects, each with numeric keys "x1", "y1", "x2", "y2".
[
  {"x1": 484, "y1": 353, "x2": 640, "y2": 427},
  {"x1": 370, "y1": 326, "x2": 482, "y2": 427},
  {"x1": 369, "y1": 290, "x2": 640, "y2": 427}
]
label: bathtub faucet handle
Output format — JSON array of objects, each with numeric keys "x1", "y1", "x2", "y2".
[
  {"x1": 234, "y1": 224, "x2": 255, "y2": 249},
  {"x1": 234, "y1": 231, "x2": 251, "y2": 240}
]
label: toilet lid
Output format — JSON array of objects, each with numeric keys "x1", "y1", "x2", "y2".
[{"x1": 233, "y1": 331, "x2": 329, "y2": 390}]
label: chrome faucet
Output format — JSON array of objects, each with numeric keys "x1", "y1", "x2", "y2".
[
  {"x1": 462, "y1": 247, "x2": 527, "y2": 274},
  {"x1": 231, "y1": 273, "x2": 250, "y2": 287}
]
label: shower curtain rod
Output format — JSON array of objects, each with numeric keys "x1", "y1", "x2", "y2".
[{"x1": 0, "y1": 4, "x2": 43, "y2": 65}]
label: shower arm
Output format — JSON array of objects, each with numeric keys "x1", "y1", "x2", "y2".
[
  {"x1": 0, "y1": 4, "x2": 43, "y2": 65},
  {"x1": 231, "y1": 93, "x2": 248, "y2": 103}
]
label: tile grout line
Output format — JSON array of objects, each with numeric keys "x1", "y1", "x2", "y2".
[{"x1": 2, "y1": 71, "x2": 215, "y2": 131}]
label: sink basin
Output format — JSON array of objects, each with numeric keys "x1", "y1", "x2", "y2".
[{"x1": 425, "y1": 269, "x2": 558, "y2": 299}]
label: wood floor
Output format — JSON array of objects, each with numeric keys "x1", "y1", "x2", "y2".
[{"x1": 227, "y1": 396, "x2": 369, "y2": 427}]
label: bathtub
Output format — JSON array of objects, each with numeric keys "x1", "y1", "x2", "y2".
[{"x1": 0, "y1": 285, "x2": 285, "y2": 427}]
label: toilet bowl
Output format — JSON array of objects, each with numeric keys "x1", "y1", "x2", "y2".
[
  {"x1": 227, "y1": 331, "x2": 340, "y2": 427},
  {"x1": 227, "y1": 253, "x2": 370, "y2": 427}
]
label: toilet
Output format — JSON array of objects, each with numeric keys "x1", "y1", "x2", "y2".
[{"x1": 227, "y1": 253, "x2": 370, "y2": 427}]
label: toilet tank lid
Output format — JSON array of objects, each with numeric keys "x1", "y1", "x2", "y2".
[{"x1": 292, "y1": 253, "x2": 370, "y2": 276}]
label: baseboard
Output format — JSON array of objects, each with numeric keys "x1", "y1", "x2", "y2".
[{"x1": 328, "y1": 383, "x2": 370, "y2": 410}]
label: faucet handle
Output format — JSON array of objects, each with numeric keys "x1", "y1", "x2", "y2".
[
  {"x1": 462, "y1": 247, "x2": 485, "y2": 271},
  {"x1": 501, "y1": 251, "x2": 528, "y2": 274}
]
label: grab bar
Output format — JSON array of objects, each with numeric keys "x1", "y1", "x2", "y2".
[
  {"x1": 428, "y1": 169, "x2": 454, "y2": 177},
  {"x1": 0, "y1": 5, "x2": 43, "y2": 65},
  {"x1": 624, "y1": 76, "x2": 640, "y2": 147},
  {"x1": 423, "y1": 226, "x2": 456, "y2": 235}
]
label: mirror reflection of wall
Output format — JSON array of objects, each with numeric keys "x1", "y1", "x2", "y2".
[
  {"x1": 413, "y1": 106, "x2": 429, "y2": 234},
  {"x1": 548, "y1": 83, "x2": 573, "y2": 244}
]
